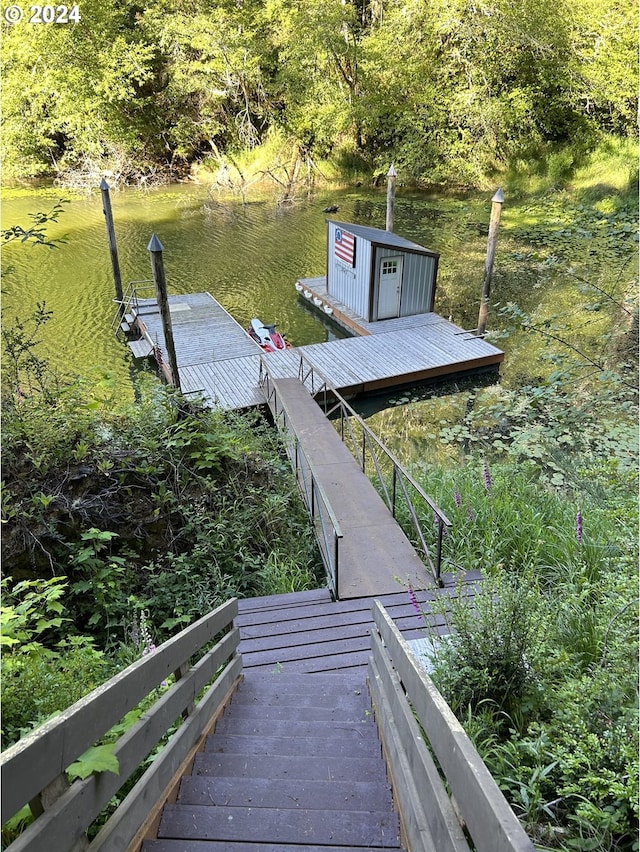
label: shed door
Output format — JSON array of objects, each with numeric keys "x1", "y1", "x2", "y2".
[{"x1": 377, "y1": 256, "x2": 403, "y2": 319}]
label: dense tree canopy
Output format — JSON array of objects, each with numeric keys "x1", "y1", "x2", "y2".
[{"x1": 1, "y1": 0, "x2": 637, "y2": 183}]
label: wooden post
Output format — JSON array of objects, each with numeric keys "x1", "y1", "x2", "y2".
[
  {"x1": 100, "y1": 179, "x2": 124, "y2": 317},
  {"x1": 477, "y1": 188, "x2": 504, "y2": 336},
  {"x1": 147, "y1": 234, "x2": 181, "y2": 390},
  {"x1": 386, "y1": 164, "x2": 397, "y2": 232}
]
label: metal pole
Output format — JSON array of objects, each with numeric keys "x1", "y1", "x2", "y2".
[
  {"x1": 435, "y1": 519, "x2": 444, "y2": 587},
  {"x1": 392, "y1": 466, "x2": 397, "y2": 518},
  {"x1": 386, "y1": 164, "x2": 397, "y2": 232},
  {"x1": 477, "y1": 188, "x2": 504, "y2": 336},
  {"x1": 147, "y1": 234, "x2": 181, "y2": 390},
  {"x1": 100, "y1": 179, "x2": 124, "y2": 316}
]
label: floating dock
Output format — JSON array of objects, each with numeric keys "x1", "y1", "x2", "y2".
[{"x1": 127, "y1": 290, "x2": 503, "y2": 411}]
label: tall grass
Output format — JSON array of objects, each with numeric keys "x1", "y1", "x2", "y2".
[{"x1": 407, "y1": 456, "x2": 638, "y2": 850}]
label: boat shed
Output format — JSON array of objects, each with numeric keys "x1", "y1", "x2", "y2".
[{"x1": 327, "y1": 220, "x2": 440, "y2": 323}]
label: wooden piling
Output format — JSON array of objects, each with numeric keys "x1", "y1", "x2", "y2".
[
  {"x1": 100, "y1": 179, "x2": 124, "y2": 316},
  {"x1": 477, "y1": 188, "x2": 504, "y2": 337},
  {"x1": 147, "y1": 234, "x2": 181, "y2": 390},
  {"x1": 386, "y1": 164, "x2": 397, "y2": 232}
]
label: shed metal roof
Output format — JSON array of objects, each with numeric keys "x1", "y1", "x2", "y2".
[{"x1": 329, "y1": 220, "x2": 439, "y2": 258}]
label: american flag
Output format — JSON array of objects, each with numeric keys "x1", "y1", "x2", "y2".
[{"x1": 334, "y1": 228, "x2": 356, "y2": 266}]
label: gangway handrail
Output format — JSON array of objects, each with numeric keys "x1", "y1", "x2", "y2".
[
  {"x1": 272, "y1": 351, "x2": 452, "y2": 586},
  {"x1": 1, "y1": 599, "x2": 242, "y2": 852},
  {"x1": 110, "y1": 280, "x2": 156, "y2": 331},
  {"x1": 258, "y1": 359, "x2": 343, "y2": 598}
]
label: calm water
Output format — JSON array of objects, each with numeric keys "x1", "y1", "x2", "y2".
[{"x1": 1, "y1": 182, "x2": 496, "y2": 384}]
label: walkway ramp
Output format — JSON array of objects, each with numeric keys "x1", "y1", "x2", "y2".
[
  {"x1": 143, "y1": 671, "x2": 405, "y2": 852},
  {"x1": 269, "y1": 377, "x2": 433, "y2": 600}
]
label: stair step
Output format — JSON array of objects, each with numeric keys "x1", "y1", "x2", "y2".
[
  {"x1": 128, "y1": 338, "x2": 154, "y2": 358},
  {"x1": 193, "y1": 751, "x2": 388, "y2": 782},
  {"x1": 206, "y1": 732, "x2": 380, "y2": 759},
  {"x1": 145, "y1": 842, "x2": 395, "y2": 852},
  {"x1": 233, "y1": 677, "x2": 369, "y2": 705},
  {"x1": 157, "y1": 803, "x2": 401, "y2": 847},
  {"x1": 225, "y1": 701, "x2": 372, "y2": 723},
  {"x1": 212, "y1": 716, "x2": 377, "y2": 740},
  {"x1": 239, "y1": 670, "x2": 368, "y2": 688},
  {"x1": 177, "y1": 776, "x2": 394, "y2": 811}
]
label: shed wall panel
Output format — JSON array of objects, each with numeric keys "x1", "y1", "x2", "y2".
[
  {"x1": 327, "y1": 222, "x2": 372, "y2": 320},
  {"x1": 372, "y1": 247, "x2": 436, "y2": 320}
]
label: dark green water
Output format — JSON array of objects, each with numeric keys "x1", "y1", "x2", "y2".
[{"x1": 1, "y1": 182, "x2": 496, "y2": 396}]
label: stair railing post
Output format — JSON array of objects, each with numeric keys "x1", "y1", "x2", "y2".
[
  {"x1": 435, "y1": 517, "x2": 444, "y2": 586},
  {"x1": 362, "y1": 427, "x2": 366, "y2": 474},
  {"x1": 392, "y1": 466, "x2": 398, "y2": 518}
]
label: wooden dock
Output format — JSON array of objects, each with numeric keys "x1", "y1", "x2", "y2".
[
  {"x1": 235, "y1": 581, "x2": 480, "y2": 675},
  {"x1": 128, "y1": 291, "x2": 503, "y2": 411}
]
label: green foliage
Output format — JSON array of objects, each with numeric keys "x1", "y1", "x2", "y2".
[
  {"x1": 1, "y1": 636, "x2": 112, "y2": 746},
  {"x1": 2, "y1": 342, "x2": 323, "y2": 644},
  {"x1": 67, "y1": 744, "x2": 120, "y2": 780},
  {"x1": 1, "y1": 200, "x2": 69, "y2": 249},
  {"x1": 417, "y1": 453, "x2": 638, "y2": 849},
  {"x1": 431, "y1": 573, "x2": 544, "y2": 720},
  {"x1": 1, "y1": 578, "x2": 114, "y2": 745},
  {"x1": 1, "y1": 0, "x2": 637, "y2": 184},
  {"x1": 0, "y1": 576, "x2": 68, "y2": 650}
]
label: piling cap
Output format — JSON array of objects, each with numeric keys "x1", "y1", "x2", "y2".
[
  {"x1": 492, "y1": 188, "x2": 505, "y2": 204},
  {"x1": 148, "y1": 234, "x2": 164, "y2": 253},
  {"x1": 387, "y1": 164, "x2": 397, "y2": 178}
]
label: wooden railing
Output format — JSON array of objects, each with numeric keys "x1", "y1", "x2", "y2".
[
  {"x1": 1, "y1": 599, "x2": 242, "y2": 852},
  {"x1": 278, "y1": 351, "x2": 451, "y2": 586},
  {"x1": 259, "y1": 362, "x2": 343, "y2": 598},
  {"x1": 369, "y1": 602, "x2": 535, "y2": 852}
]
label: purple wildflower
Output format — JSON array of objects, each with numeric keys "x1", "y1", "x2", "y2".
[
  {"x1": 467, "y1": 506, "x2": 475, "y2": 522},
  {"x1": 576, "y1": 510, "x2": 582, "y2": 544},
  {"x1": 483, "y1": 462, "x2": 493, "y2": 492},
  {"x1": 408, "y1": 585, "x2": 421, "y2": 614},
  {"x1": 454, "y1": 489, "x2": 462, "y2": 507},
  {"x1": 139, "y1": 610, "x2": 156, "y2": 657}
]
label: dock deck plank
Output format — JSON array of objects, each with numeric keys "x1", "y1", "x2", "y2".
[{"x1": 129, "y1": 290, "x2": 503, "y2": 410}]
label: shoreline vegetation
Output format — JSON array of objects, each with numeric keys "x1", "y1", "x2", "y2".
[{"x1": 2, "y1": 0, "x2": 637, "y2": 192}]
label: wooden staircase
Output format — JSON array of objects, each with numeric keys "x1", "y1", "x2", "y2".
[{"x1": 142, "y1": 671, "x2": 406, "y2": 851}]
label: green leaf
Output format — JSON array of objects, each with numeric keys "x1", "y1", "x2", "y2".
[{"x1": 67, "y1": 744, "x2": 120, "y2": 780}]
